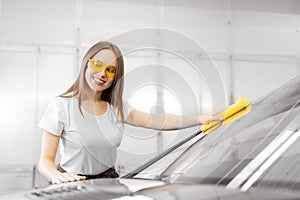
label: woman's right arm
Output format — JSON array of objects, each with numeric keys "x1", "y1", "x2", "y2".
[{"x1": 38, "y1": 132, "x2": 86, "y2": 184}]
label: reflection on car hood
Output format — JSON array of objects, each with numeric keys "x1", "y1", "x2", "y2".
[
  {"x1": 135, "y1": 183, "x2": 300, "y2": 200},
  {"x1": 0, "y1": 178, "x2": 165, "y2": 200},
  {"x1": 2, "y1": 178, "x2": 300, "y2": 200}
]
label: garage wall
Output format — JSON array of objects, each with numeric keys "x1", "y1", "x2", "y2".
[{"x1": 0, "y1": 0, "x2": 299, "y2": 191}]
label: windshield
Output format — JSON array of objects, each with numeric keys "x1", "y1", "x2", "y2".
[
  {"x1": 130, "y1": 75, "x2": 300, "y2": 192},
  {"x1": 173, "y1": 75, "x2": 300, "y2": 191}
]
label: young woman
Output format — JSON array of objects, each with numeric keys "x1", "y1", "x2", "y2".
[{"x1": 38, "y1": 41, "x2": 223, "y2": 184}]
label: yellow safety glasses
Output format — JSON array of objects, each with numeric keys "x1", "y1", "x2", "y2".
[{"x1": 88, "y1": 59, "x2": 117, "y2": 78}]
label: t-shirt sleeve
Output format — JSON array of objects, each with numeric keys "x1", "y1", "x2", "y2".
[
  {"x1": 123, "y1": 101, "x2": 135, "y2": 120},
  {"x1": 38, "y1": 98, "x2": 66, "y2": 136}
]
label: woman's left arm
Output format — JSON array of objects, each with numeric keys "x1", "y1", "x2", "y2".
[{"x1": 125, "y1": 109, "x2": 223, "y2": 130}]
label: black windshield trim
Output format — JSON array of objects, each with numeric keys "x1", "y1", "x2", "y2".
[{"x1": 121, "y1": 130, "x2": 204, "y2": 178}]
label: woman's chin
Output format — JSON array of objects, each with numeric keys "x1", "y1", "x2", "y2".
[{"x1": 93, "y1": 85, "x2": 108, "y2": 92}]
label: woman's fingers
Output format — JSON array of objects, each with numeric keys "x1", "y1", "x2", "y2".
[
  {"x1": 51, "y1": 177, "x2": 62, "y2": 184},
  {"x1": 67, "y1": 171, "x2": 86, "y2": 181},
  {"x1": 199, "y1": 115, "x2": 224, "y2": 125},
  {"x1": 51, "y1": 172, "x2": 86, "y2": 184},
  {"x1": 52, "y1": 173, "x2": 72, "y2": 184},
  {"x1": 211, "y1": 115, "x2": 224, "y2": 122},
  {"x1": 62, "y1": 172, "x2": 78, "y2": 182}
]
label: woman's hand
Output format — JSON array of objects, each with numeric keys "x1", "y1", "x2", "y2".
[
  {"x1": 198, "y1": 115, "x2": 223, "y2": 125},
  {"x1": 50, "y1": 171, "x2": 86, "y2": 184}
]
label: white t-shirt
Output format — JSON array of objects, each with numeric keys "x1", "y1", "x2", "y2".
[{"x1": 38, "y1": 97, "x2": 134, "y2": 175}]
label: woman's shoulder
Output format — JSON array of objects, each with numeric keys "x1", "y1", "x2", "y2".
[
  {"x1": 47, "y1": 96, "x2": 75, "y2": 109},
  {"x1": 49, "y1": 96, "x2": 69, "y2": 103}
]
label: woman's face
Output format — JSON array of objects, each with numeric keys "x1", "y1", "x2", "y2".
[{"x1": 85, "y1": 49, "x2": 118, "y2": 93}]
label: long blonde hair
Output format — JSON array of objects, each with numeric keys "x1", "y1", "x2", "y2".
[{"x1": 59, "y1": 41, "x2": 125, "y2": 123}]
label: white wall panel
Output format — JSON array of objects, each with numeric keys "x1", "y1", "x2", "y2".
[
  {"x1": 163, "y1": 1, "x2": 230, "y2": 53},
  {"x1": 37, "y1": 52, "x2": 76, "y2": 99},
  {"x1": 233, "y1": 61, "x2": 300, "y2": 101},
  {"x1": 232, "y1": 11, "x2": 297, "y2": 55},
  {"x1": 0, "y1": 0, "x2": 76, "y2": 46},
  {"x1": 231, "y1": 0, "x2": 300, "y2": 15},
  {"x1": 213, "y1": 59, "x2": 231, "y2": 105},
  {"x1": 0, "y1": 51, "x2": 37, "y2": 165},
  {"x1": 80, "y1": 0, "x2": 159, "y2": 45}
]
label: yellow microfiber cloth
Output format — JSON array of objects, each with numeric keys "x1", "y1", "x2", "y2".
[{"x1": 201, "y1": 96, "x2": 251, "y2": 134}]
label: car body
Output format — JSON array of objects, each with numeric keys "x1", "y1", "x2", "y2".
[{"x1": 1, "y1": 75, "x2": 300, "y2": 200}]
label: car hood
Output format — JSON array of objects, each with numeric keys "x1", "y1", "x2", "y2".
[
  {"x1": 0, "y1": 178, "x2": 165, "y2": 200},
  {"x1": 133, "y1": 183, "x2": 300, "y2": 200},
  {"x1": 2, "y1": 178, "x2": 300, "y2": 200}
]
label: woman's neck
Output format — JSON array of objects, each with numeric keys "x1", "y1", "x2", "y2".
[{"x1": 81, "y1": 88, "x2": 102, "y2": 103}]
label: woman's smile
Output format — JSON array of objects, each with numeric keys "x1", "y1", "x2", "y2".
[{"x1": 93, "y1": 76, "x2": 106, "y2": 86}]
